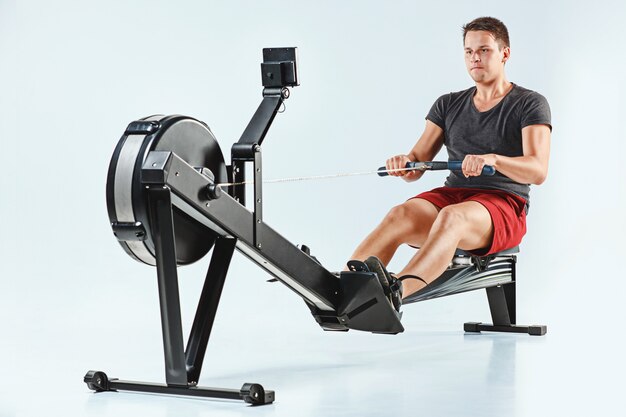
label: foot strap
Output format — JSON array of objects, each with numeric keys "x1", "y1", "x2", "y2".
[{"x1": 396, "y1": 274, "x2": 428, "y2": 286}]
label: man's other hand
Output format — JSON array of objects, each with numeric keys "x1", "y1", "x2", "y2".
[{"x1": 386, "y1": 155, "x2": 423, "y2": 182}]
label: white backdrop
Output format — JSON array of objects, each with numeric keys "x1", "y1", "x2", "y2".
[{"x1": 1, "y1": 1, "x2": 625, "y2": 416}]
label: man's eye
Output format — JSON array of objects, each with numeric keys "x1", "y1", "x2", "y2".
[{"x1": 482, "y1": 49, "x2": 488, "y2": 53}]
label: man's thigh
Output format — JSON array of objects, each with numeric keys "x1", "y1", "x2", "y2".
[{"x1": 442, "y1": 201, "x2": 494, "y2": 251}]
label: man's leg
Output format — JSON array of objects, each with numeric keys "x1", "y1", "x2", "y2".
[
  {"x1": 397, "y1": 201, "x2": 494, "y2": 298},
  {"x1": 348, "y1": 198, "x2": 440, "y2": 266}
]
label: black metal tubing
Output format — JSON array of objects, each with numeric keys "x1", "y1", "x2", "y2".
[
  {"x1": 486, "y1": 286, "x2": 512, "y2": 326},
  {"x1": 253, "y1": 147, "x2": 263, "y2": 249},
  {"x1": 231, "y1": 89, "x2": 284, "y2": 160},
  {"x1": 185, "y1": 237, "x2": 237, "y2": 384},
  {"x1": 88, "y1": 375, "x2": 275, "y2": 405},
  {"x1": 484, "y1": 258, "x2": 516, "y2": 327},
  {"x1": 110, "y1": 379, "x2": 242, "y2": 400},
  {"x1": 230, "y1": 88, "x2": 285, "y2": 206},
  {"x1": 147, "y1": 186, "x2": 189, "y2": 386},
  {"x1": 507, "y1": 256, "x2": 517, "y2": 324},
  {"x1": 145, "y1": 151, "x2": 341, "y2": 311}
]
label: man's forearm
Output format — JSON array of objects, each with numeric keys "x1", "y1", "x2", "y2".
[{"x1": 492, "y1": 154, "x2": 548, "y2": 185}]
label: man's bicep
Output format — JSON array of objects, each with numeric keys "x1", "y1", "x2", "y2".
[
  {"x1": 522, "y1": 124, "x2": 551, "y2": 165},
  {"x1": 410, "y1": 120, "x2": 444, "y2": 161}
]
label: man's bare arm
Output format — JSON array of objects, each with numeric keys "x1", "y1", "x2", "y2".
[
  {"x1": 462, "y1": 124, "x2": 551, "y2": 184},
  {"x1": 386, "y1": 120, "x2": 445, "y2": 182}
]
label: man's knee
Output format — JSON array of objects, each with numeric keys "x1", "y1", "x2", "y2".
[
  {"x1": 385, "y1": 201, "x2": 429, "y2": 226},
  {"x1": 381, "y1": 200, "x2": 437, "y2": 241},
  {"x1": 384, "y1": 203, "x2": 411, "y2": 225},
  {"x1": 433, "y1": 205, "x2": 471, "y2": 233}
]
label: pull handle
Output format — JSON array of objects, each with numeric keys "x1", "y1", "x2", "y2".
[{"x1": 377, "y1": 161, "x2": 496, "y2": 177}]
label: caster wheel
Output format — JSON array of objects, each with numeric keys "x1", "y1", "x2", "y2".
[{"x1": 84, "y1": 370, "x2": 110, "y2": 392}]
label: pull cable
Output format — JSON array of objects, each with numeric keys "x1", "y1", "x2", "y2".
[{"x1": 217, "y1": 166, "x2": 421, "y2": 188}]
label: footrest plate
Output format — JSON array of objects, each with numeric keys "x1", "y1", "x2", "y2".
[{"x1": 338, "y1": 271, "x2": 404, "y2": 334}]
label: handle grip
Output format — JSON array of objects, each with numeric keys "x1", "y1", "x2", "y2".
[
  {"x1": 446, "y1": 161, "x2": 495, "y2": 175},
  {"x1": 377, "y1": 161, "x2": 495, "y2": 176}
]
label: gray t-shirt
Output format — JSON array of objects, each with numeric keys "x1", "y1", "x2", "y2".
[{"x1": 426, "y1": 83, "x2": 551, "y2": 207}]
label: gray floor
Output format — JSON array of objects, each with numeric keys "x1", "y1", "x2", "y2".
[{"x1": 1, "y1": 271, "x2": 620, "y2": 417}]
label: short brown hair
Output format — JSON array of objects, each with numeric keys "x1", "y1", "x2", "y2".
[{"x1": 462, "y1": 17, "x2": 510, "y2": 49}]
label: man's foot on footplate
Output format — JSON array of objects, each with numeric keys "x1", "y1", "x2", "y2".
[{"x1": 364, "y1": 256, "x2": 402, "y2": 313}]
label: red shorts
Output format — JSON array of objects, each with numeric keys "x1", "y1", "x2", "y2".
[{"x1": 412, "y1": 187, "x2": 527, "y2": 256}]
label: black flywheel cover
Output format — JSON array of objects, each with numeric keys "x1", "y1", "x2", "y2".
[{"x1": 106, "y1": 115, "x2": 227, "y2": 266}]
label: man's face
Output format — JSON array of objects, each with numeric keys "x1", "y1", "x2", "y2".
[{"x1": 464, "y1": 30, "x2": 509, "y2": 83}]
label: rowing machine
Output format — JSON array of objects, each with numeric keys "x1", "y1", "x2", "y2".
[{"x1": 84, "y1": 47, "x2": 545, "y2": 406}]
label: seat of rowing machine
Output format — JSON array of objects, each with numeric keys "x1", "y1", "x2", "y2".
[{"x1": 453, "y1": 246, "x2": 520, "y2": 257}]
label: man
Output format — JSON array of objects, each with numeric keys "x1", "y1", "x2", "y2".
[{"x1": 348, "y1": 17, "x2": 551, "y2": 311}]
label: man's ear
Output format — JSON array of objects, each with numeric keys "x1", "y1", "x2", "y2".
[{"x1": 502, "y1": 46, "x2": 511, "y2": 63}]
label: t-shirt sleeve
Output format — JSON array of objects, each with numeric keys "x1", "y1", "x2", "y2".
[
  {"x1": 426, "y1": 94, "x2": 448, "y2": 130},
  {"x1": 520, "y1": 92, "x2": 552, "y2": 131}
]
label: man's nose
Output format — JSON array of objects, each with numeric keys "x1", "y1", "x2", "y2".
[{"x1": 471, "y1": 51, "x2": 481, "y2": 62}]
